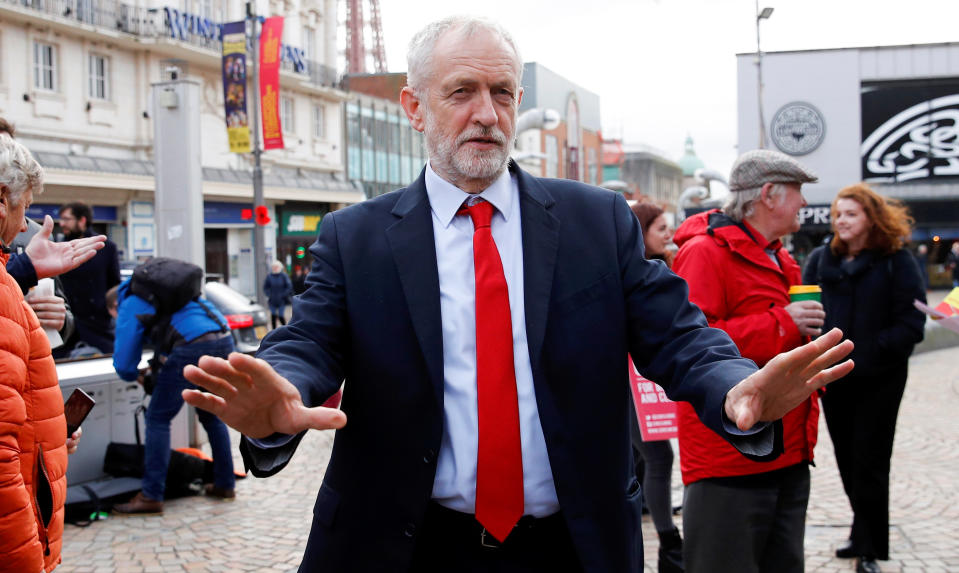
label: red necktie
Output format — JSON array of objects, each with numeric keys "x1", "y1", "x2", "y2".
[{"x1": 461, "y1": 200, "x2": 523, "y2": 542}]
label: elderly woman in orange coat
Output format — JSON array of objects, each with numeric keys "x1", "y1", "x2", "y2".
[{"x1": 0, "y1": 132, "x2": 69, "y2": 572}]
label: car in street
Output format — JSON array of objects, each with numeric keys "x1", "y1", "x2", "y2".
[{"x1": 201, "y1": 279, "x2": 270, "y2": 354}]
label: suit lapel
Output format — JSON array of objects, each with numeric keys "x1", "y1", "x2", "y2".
[
  {"x1": 514, "y1": 163, "x2": 559, "y2": 369},
  {"x1": 386, "y1": 171, "x2": 445, "y2": 407}
]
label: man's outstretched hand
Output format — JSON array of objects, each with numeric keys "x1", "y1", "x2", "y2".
[
  {"x1": 725, "y1": 327, "x2": 854, "y2": 431},
  {"x1": 183, "y1": 352, "x2": 346, "y2": 439},
  {"x1": 26, "y1": 215, "x2": 106, "y2": 279}
]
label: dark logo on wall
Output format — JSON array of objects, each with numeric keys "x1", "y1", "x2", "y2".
[
  {"x1": 771, "y1": 102, "x2": 826, "y2": 156},
  {"x1": 861, "y1": 80, "x2": 959, "y2": 182}
]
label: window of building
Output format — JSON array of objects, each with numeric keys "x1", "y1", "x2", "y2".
[
  {"x1": 281, "y1": 96, "x2": 294, "y2": 134},
  {"x1": 545, "y1": 135, "x2": 558, "y2": 178},
  {"x1": 33, "y1": 41, "x2": 57, "y2": 91},
  {"x1": 88, "y1": 53, "x2": 110, "y2": 100},
  {"x1": 302, "y1": 27, "x2": 315, "y2": 61},
  {"x1": 312, "y1": 103, "x2": 325, "y2": 139},
  {"x1": 588, "y1": 147, "x2": 598, "y2": 185}
]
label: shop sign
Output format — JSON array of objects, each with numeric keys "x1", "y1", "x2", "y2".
[
  {"x1": 163, "y1": 7, "x2": 306, "y2": 73},
  {"x1": 771, "y1": 102, "x2": 826, "y2": 156},
  {"x1": 798, "y1": 204, "x2": 831, "y2": 229},
  {"x1": 861, "y1": 79, "x2": 959, "y2": 182},
  {"x1": 27, "y1": 204, "x2": 117, "y2": 222},
  {"x1": 282, "y1": 212, "x2": 325, "y2": 236},
  {"x1": 204, "y1": 201, "x2": 254, "y2": 224}
]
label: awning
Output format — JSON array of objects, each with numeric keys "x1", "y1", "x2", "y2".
[{"x1": 33, "y1": 151, "x2": 364, "y2": 204}]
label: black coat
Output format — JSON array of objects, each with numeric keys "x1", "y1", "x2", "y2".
[
  {"x1": 58, "y1": 233, "x2": 120, "y2": 353},
  {"x1": 803, "y1": 246, "x2": 925, "y2": 377}
]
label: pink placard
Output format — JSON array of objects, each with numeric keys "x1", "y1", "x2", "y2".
[{"x1": 629, "y1": 356, "x2": 678, "y2": 441}]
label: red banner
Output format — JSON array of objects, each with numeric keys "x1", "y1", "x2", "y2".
[
  {"x1": 628, "y1": 356, "x2": 678, "y2": 441},
  {"x1": 259, "y1": 16, "x2": 284, "y2": 150}
]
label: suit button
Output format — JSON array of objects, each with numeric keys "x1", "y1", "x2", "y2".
[
  {"x1": 423, "y1": 449, "x2": 435, "y2": 464},
  {"x1": 404, "y1": 523, "x2": 416, "y2": 538}
]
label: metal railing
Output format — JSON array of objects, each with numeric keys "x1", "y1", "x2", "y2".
[{"x1": 3, "y1": 0, "x2": 340, "y2": 88}]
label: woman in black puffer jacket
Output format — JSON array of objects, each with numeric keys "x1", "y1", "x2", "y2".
[{"x1": 803, "y1": 183, "x2": 926, "y2": 573}]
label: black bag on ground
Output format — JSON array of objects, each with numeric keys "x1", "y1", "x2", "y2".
[
  {"x1": 102, "y1": 405, "x2": 210, "y2": 499},
  {"x1": 64, "y1": 477, "x2": 142, "y2": 526}
]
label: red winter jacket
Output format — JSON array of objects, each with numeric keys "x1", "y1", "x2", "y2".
[
  {"x1": 0, "y1": 253, "x2": 68, "y2": 572},
  {"x1": 672, "y1": 210, "x2": 818, "y2": 485}
]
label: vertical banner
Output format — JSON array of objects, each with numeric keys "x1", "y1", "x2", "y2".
[
  {"x1": 259, "y1": 16, "x2": 284, "y2": 150},
  {"x1": 628, "y1": 356, "x2": 678, "y2": 441},
  {"x1": 221, "y1": 21, "x2": 250, "y2": 153}
]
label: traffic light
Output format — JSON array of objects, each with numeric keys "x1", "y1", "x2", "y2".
[
  {"x1": 255, "y1": 205, "x2": 271, "y2": 225},
  {"x1": 296, "y1": 246, "x2": 306, "y2": 259}
]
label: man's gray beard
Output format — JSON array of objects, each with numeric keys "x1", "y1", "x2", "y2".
[{"x1": 424, "y1": 120, "x2": 511, "y2": 185}]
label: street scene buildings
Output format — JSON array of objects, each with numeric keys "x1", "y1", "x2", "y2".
[{"x1": 2, "y1": 1, "x2": 958, "y2": 571}]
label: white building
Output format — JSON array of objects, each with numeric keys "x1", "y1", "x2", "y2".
[
  {"x1": 738, "y1": 42, "x2": 959, "y2": 262},
  {"x1": 0, "y1": 0, "x2": 361, "y2": 295}
]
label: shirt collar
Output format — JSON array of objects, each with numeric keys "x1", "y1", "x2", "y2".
[
  {"x1": 741, "y1": 219, "x2": 783, "y2": 252},
  {"x1": 425, "y1": 162, "x2": 514, "y2": 228}
]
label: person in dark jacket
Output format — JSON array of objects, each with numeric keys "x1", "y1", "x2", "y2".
[
  {"x1": 263, "y1": 260, "x2": 293, "y2": 329},
  {"x1": 291, "y1": 265, "x2": 307, "y2": 295},
  {"x1": 57, "y1": 201, "x2": 120, "y2": 355},
  {"x1": 803, "y1": 183, "x2": 926, "y2": 573},
  {"x1": 107, "y1": 278, "x2": 237, "y2": 514}
]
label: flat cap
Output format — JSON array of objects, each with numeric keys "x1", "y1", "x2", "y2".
[{"x1": 728, "y1": 149, "x2": 818, "y2": 192}]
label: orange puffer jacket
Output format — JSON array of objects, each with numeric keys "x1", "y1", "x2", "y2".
[{"x1": 0, "y1": 253, "x2": 67, "y2": 572}]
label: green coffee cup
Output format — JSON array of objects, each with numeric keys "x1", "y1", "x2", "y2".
[{"x1": 788, "y1": 285, "x2": 821, "y2": 303}]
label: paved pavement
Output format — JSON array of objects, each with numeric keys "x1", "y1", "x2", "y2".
[{"x1": 58, "y1": 345, "x2": 958, "y2": 572}]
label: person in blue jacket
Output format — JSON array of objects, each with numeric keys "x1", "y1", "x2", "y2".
[
  {"x1": 106, "y1": 278, "x2": 237, "y2": 514},
  {"x1": 263, "y1": 260, "x2": 293, "y2": 329}
]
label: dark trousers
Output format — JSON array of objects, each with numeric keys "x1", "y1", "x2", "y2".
[
  {"x1": 822, "y1": 366, "x2": 907, "y2": 560},
  {"x1": 683, "y1": 464, "x2": 809, "y2": 573},
  {"x1": 408, "y1": 503, "x2": 584, "y2": 573}
]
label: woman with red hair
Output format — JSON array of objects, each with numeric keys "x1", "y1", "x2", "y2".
[{"x1": 803, "y1": 183, "x2": 926, "y2": 573}]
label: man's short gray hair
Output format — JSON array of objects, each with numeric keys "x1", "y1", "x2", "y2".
[
  {"x1": 406, "y1": 16, "x2": 523, "y2": 95},
  {"x1": 723, "y1": 183, "x2": 786, "y2": 222},
  {"x1": 0, "y1": 133, "x2": 43, "y2": 206}
]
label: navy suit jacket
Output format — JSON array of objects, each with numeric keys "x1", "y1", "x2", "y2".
[{"x1": 246, "y1": 163, "x2": 766, "y2": 572}]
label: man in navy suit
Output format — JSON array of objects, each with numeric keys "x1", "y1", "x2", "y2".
[{"x1": 184, "y1": 16, "x2": 854, "y2": 573}]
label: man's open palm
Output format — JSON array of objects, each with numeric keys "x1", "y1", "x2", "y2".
[
  {"x1": 26, "y1": 215, "x2": 105, "y2": 279},
  {"x1": 183, "y1": 352, "x2": 346, "y2": 438},
  {"x1": 725, "y1": 328, "x2": 855, "y2": 430}
]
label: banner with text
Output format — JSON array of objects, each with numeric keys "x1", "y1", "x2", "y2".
[
  {"x1": 628, "y1": 356, "x2": 678, "y2": 441},
  {"x1": 259, "y1": 16, "x2": 284, "y2": 150},
  {"x1": 221, "y1": 20, "x2": 250, "y2": 153}
]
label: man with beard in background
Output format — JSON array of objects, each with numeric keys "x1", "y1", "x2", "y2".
[{"x1": 57, "y1": 201, "x2": 120, "y2": 355}]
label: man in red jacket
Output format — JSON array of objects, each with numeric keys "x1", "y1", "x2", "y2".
[{"x1": 672, "y1": 149, "x2": 823, "y2": 573}]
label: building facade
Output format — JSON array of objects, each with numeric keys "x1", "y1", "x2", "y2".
[
  {"x1": 1, "y1": 0, "x2": 361, "y2": 295},
  {"x1": 515, "y1": 62, "x2": 602, "y2": 186},
  {"x1": 738, "y1": 41, "x2": 959, "y2": 276},
  {"x1": 342, "y1": 72, "x2": 427, "y2": 198}
]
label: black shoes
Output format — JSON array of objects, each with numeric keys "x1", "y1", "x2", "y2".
[
  {"x1": 836, "y1": 538, "x2": 857, "y2": 559},
  {"x1": 657, "y1": 527, "x2": 684, "y2": 573},
  {"x1": 856, "y1": 557, "x2": 881, "y2": 573}
]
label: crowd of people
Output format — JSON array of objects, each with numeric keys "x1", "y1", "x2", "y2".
[{"x1": 0, "y1": 14, "x2": 945, "y2": 573}]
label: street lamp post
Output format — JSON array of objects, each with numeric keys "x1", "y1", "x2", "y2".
[
  {"x1": 756, "y1": 3, "x2": 774, "y2": 149},
  {"x1": 247, "y1": 1, "x2": 267, "y2": 306}
]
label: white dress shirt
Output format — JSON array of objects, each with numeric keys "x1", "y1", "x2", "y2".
[{"x1": 425, "y1": 163, "x2": 560, "y2": 517}]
